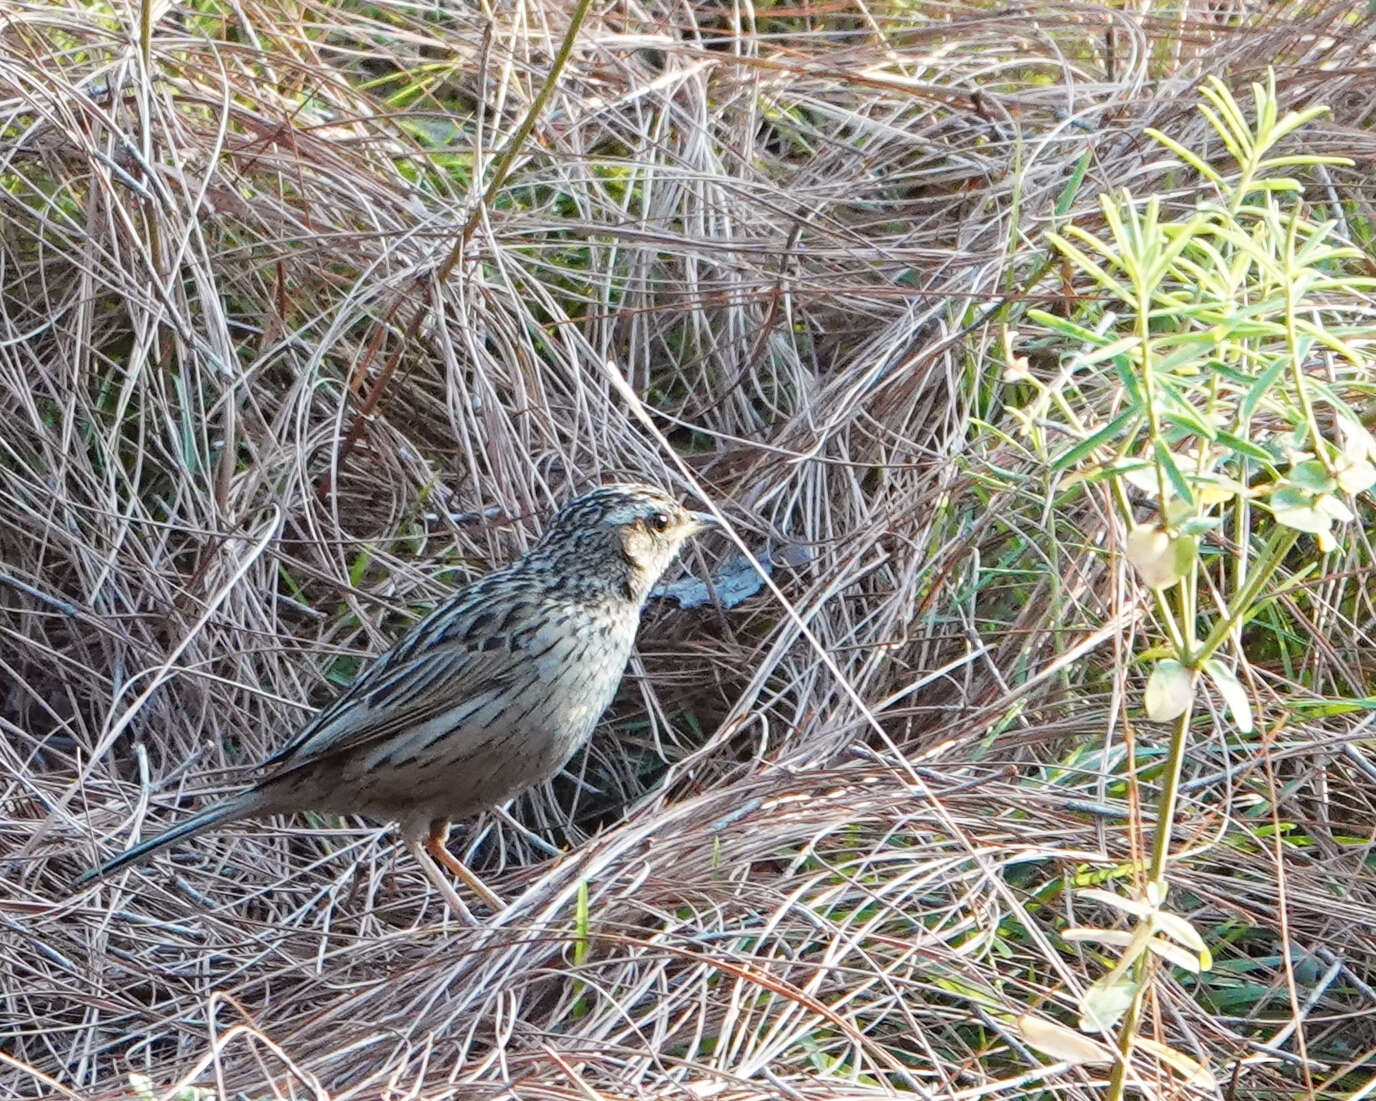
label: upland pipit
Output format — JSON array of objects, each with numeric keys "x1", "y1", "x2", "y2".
[{"x1": 75, "y1": 483, "x2": 715, "y2": 913}]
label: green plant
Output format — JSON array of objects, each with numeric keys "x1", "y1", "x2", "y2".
[{"x1": 1011, "y1": 71, "x2": 1375, "y2": 1095}]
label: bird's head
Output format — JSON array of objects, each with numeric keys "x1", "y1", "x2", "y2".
[{"x1": 538, "y1": 483, "x2": 717, "y2": 603}]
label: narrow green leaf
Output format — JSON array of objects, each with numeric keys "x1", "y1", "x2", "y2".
[
  {"x1": 1025, "y1": 309, "x2": 1116, "y2": 347},
  {"x1": 1045, "y1": 230, "x2": 1130, "y2": 300},
  {"x1": 1212, "y1": 430, "x2": 1273, "y2": 464},
  {"x1": 1054, "y1": 150, "x2": 1092, "y2": 218},
  {"x1": 1145, "y1": 127, "x2": 1224, "y2": 186},
  {"x1": 1153, "y1": 439, "x2": 1194, "y2": 505},
  {"x1": 1238, "y1": 354, "x2": 1290, "y2": 422},
  {"x1": 1052, "y1": 409, "x2": 1140, "y2": 471},
  {"x1": 1075, "y1": 334, "x2": 1142, "y2": 369}
]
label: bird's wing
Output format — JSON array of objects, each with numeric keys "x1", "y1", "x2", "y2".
[{"x1": 261, "y1": 590, "x2": 532, "y2": 772}]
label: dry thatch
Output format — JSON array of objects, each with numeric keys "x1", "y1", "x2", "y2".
[{"x1": 2, "y1": 0, "x2": 1375, "y2": 1097}]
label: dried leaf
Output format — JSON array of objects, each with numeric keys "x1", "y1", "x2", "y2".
[
  {"x1": 1077, "y1": 888, "x2": 1153, "y2": 920},
  {"x1": 1135, "y1": 1037, "x2": 1219, "y2": 1089},
  {"x1": 1016, "y1": 1014, "x2": 1115, "y2": 1066},
  {"x1": 1062, "y1": 927, "x2": 1136, "y2": 947},
  {"x1": 1146, "y1": 935, "x2": 1205, "y2": 972},
  {"x1": 1150, "y1": 909, "x2": 1207, "y2": 954}
]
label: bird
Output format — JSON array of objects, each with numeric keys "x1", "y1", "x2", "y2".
[{"x1": 74, "y1": 483, "x2": 717, "y2": 910}]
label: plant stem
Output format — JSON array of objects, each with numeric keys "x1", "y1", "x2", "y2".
[
  {"x1": 1194, "y1": 525, "x2": 1299, "y2": 665},
  {"x1": 1106, "y1": 522, "x2": 1294, "y2": 1101},
  {"x1": 1106, "y1": 699, "x2": 1195, "y2": 1101}
]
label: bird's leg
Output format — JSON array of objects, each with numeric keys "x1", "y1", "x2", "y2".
[
  {"x1": 425, "y1": 819, "x2": 506, "y2": 911},
  {"x1": 404, "y1": 837, "x2": 478, "y2": 923}
]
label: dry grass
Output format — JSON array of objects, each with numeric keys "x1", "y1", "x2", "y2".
[{"x1": 2, "y1": 0, "x2": 1375, "y2": 1097}]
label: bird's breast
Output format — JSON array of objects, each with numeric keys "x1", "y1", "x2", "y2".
[
  {"x1": 467, "y1": 601, "x2": 639, "y2": 796},
  {"x1": 523, "y1": 602, "x2": 638, "y2": 728}
]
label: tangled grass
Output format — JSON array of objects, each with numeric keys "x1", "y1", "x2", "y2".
[{"x1": 2, "y1": 0, "x2": 1375, "y2": 1097}]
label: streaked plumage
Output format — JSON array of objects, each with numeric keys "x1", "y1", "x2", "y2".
[{"x1": 75, "y1": 483, "x2": 714, "y2": 894}]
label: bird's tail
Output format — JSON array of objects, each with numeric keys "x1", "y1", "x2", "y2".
[{"x1": 73, "y1": 791, "x2": 264, "y2": 889}]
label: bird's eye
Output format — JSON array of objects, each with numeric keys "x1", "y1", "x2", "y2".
[{"x1": 648, "y1": 511, "x2": 672, "y2": 533}]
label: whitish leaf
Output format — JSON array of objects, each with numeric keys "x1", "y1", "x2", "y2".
[
  {"x1": 1289, "y1": 459, "x2": 1334, "y2": 492},
  {"x1": 1063, "y1": 927, "x2": 1136, "y2": 947},
  {"x1": 1118, "y1": 462, "x2": 1155, "y2": 496},
  {"x1": 129, "y1": 1075, "x2": 214, "y2": 1101},
  {"x1": 1136, "y1": 1037, "x2": 1219, "y2": 1089},
  {"x1": 1271, "y1": 486, "x2": 1332, "y2": 534},
  {"x1": 1194, "y1": 476, "x2": 1246, "y2": 505},
  {"x1": 1317, "y1": 493, "x2": 1354, "y2": 523},
  {"x1": 1203, "y1": 659, "x2": 1253, "y2": 733},
  {"x1": 1079, "y1": 971, "x2": 1139, "y2": 1033},
  {"x1": 1003, "y1": 357, "x2": 1033, "y2": 382},
  {"x1": 1335, "y1": 457, "x2": 1376, "y2": 495},
  {"x1": 1125, "y1": 524, "x2": 1192, "y2": 588},
  {"x1": 1150, "y1": 908, "x2": 1207, "y2": 953},
  {"x1": 1016, "y1": 1014, "x2": 1115, "y2": 1066},
  {"x1": 1145, "y1": 660, "x2": 1194, "y2": 721},
  {"x1": 1342, "y1": 417, "x2": 1376, "y2": 457},
  {"x1": 1146, "y1": 935, "x2": 1205, "y2": 972},
  {"x1": 1078, "y1": 888, "x2": 1154, "y2": 919}
]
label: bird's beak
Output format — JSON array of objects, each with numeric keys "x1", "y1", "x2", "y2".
[{"x1": 685, "y1": 511, "x2": 721, "y2": 535}]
